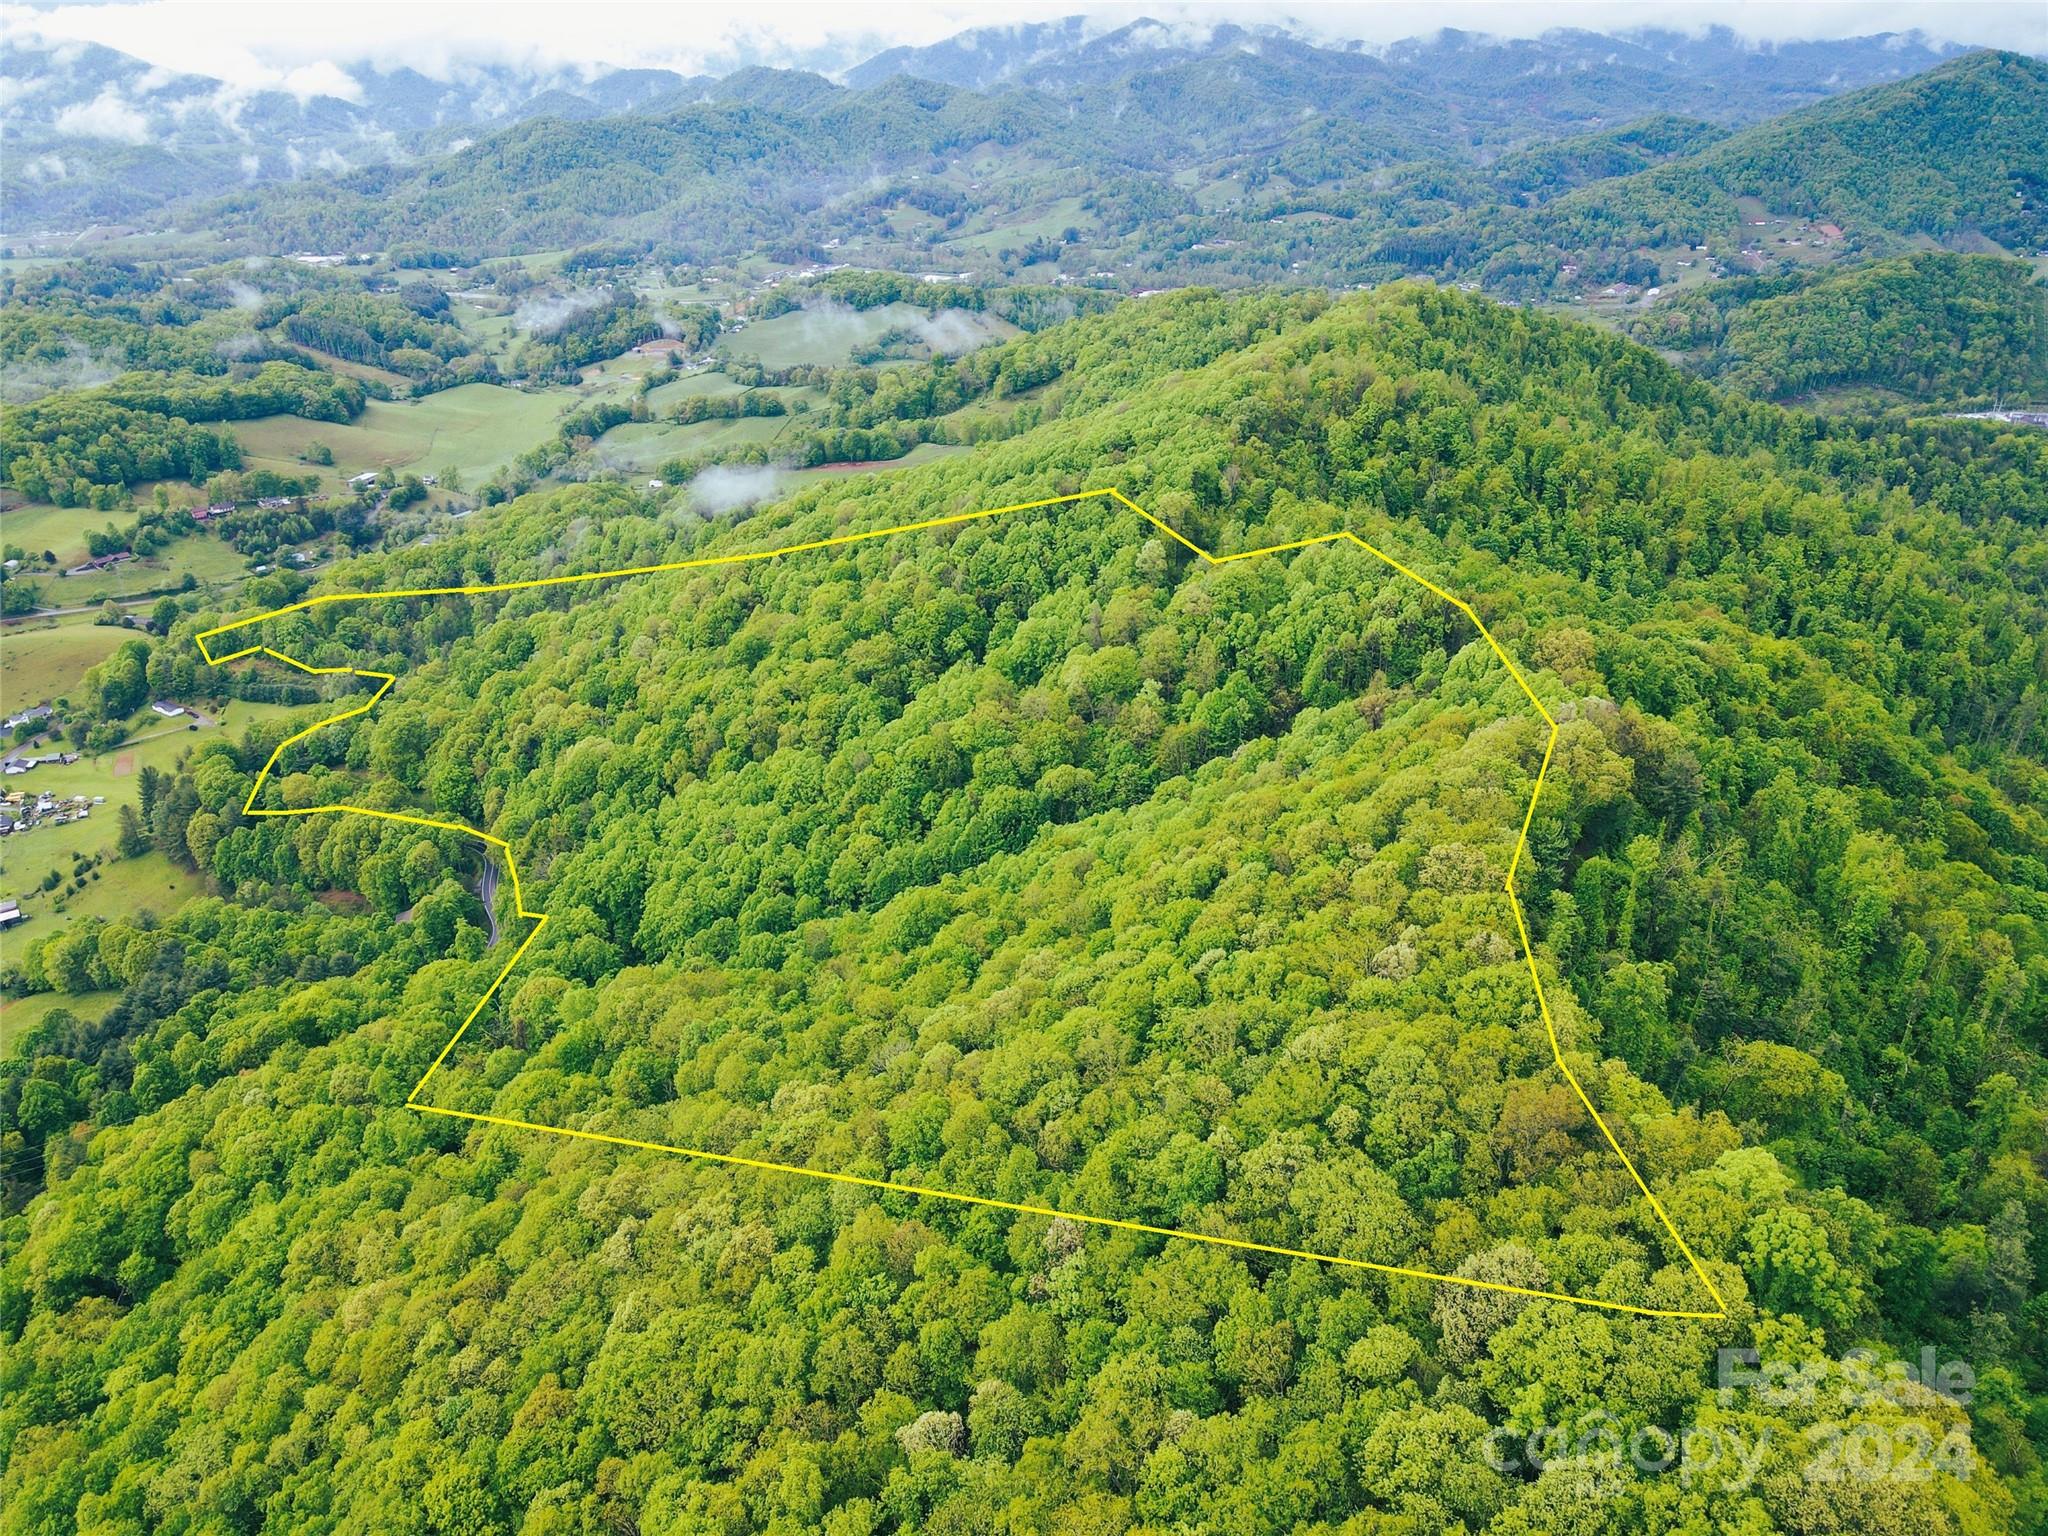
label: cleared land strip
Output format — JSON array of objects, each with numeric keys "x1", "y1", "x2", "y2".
[{"x1": 195, "y1": 487, "x2": 1731, "y2": 1321}]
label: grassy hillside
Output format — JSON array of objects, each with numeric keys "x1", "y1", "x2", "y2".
[{"x1": 3, "y1": 288, "x2": 2046, "y2": 1533}]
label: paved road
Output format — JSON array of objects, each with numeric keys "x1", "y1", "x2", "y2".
[
  {"x1": 3, "y1": 594, "x2": 161, "y2": 622},
  {"x1": 3, "y1": 558, "x2": 330, "y2": 626},
  {"x1": 477, "y1": 856, "x2": 501, "y2": 948}
]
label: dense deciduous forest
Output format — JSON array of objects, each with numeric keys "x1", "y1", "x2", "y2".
[
  {"x1": 513, "y1": 289, "x2": 668, "y2": 382},
  {"x1": 3, "y1": 286, "x2": 2044, "y2": 1533},
  {"x1": 1621, "y1": 252, "x2": 2048, "y2": 403},
  {"x1": 0, "y1": 357, "x2": 369, "y2": 508},
  {"x1": 0, "y1": 395, "x2": 243, "y2": 506}
]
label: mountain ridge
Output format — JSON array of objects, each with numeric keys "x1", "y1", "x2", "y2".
[{"x1": 0, "y1": 22, "x2": 1994, "y2": 239}]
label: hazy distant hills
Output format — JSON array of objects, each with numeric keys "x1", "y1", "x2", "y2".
[
  {"x1": 141, "y1": 38, "x2": 2045, "y2": 301},
  {"x1": 0, "y1": 20, "x2": 1981, "y2": 237},
  {"x1": 846, "y1": 19, "x2": 1962, "y2": 120},
  {"x1": 0, "y1": 39, "x2": 706, "y2": 231}
]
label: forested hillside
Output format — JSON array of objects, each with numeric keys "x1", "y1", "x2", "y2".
[
  {"x1": 4, "y1": 288, "x2": 2047, "y2": 1533},
  {"x1": 178, "y1": 44, "x2": 2047, "y2": 293},
  {"x1": 1373, "y1": 50, "x2": 2048, "y2": 289},
  {"x1": 1623, "y1": 252, "x2": 2048, "y2": 403},
  {"x1": 1543, "y1": 49, "x2": 2048, "y2": 252}
]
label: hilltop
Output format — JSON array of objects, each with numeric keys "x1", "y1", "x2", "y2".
[{"x1": 4, "y1": 286, "x2": 2045, "y2": 1532}]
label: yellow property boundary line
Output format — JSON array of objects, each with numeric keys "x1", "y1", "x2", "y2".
[{"x1": 196, "y1": 487, "x2": 1729, "y2": 1321}]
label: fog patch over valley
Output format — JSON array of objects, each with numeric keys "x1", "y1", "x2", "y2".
[
  {"x1": 687, "y1": 463, "x2": 787, "y2": 512},
  {"x1": 211, "y1": 332, "x2": 267, "y2": 361},
  {"x1": 0, "y1": 344, "x2": 122, "y2": 403},
  {"x1": 914, "y1": 307, "x2": 991, "y2": 355},
  {"x1": 514, "y1": 288, "x2": 611, "y2": 334},
  {"x1": 770, "y1": 299, "x2": 878, "y2": 354}
]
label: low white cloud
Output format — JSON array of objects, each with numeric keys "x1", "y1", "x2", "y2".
[
  {"x1": 277, "y1": 60, "x2": 364, "y2": 102},
  {"x1": 189, "y1": 85, "x2": 248, "y2": 136},
  {"x1": 772, "y1": 298, "x2": 875, "y2": 353},
  {"x1": 689, "y1": 464, "x2": 787, "y2": 512},
  {"x1": 3, "y1": 0, "x2": 2039, "y2": 85},
  {"x1": 914, "y1": 308, "x2": 990, "y2": 355},
  {"x1": 54, "y1": 87, "x2": 152, "y2": 144},
  {"x1": 515, "y1": 289, "x2": 610, "y2": 332},
  {"x1": 0, "y1": 343, "x2": 122, "y2": 404}
]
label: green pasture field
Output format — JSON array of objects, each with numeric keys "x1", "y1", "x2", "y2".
[
  {"x1": 2, "y1": 618, "x2": 131, "y2": 709},
  {"x1": 3, "y1": 515, "x2": 251, "y2": 605},
  {"x1": 450, "y1": 302, "x2": 521, "y2": 365},
  {"x1": 0, "y1": 255, "x2": 72, "y2": 277},
  {"x1": 233, "y1": 384, "x2": 570, "y2": 488},
  {"x1": 644, "y1": 371, "x2": 746, "y2": 412},
  {"x1": 885, "y1": 207, "x2": 945, "y2": 240},
  {"x1": 715, "y1": 302, "x2": 913, "y2": 369},
  {"x1": 785, "y1": 442, "x2": 968, "y2": 485},
  {"x1": 65, "y1": 534, "x2": 247, "y2": 602},
  {"x1": 1, "y1": 985, "x2": 120, "y2": 1034},
  {"x1": 586, "y1": 415, "x2": 797, "y2": 475},
  {"x1": 949, "y1": 196, "x2": 1091, "y2": 255},
  {"x1": 278, "y1": 342, "x2": 414, "y2": 392},
  {"x1": 717, "y1": 302, "x2": 1014, "y2": 369},
  {"x1": 572, "y1": 352, "x2": 668, "y2": 402},
  {"x1": 0, "y1": 988, "x2": 122, "y2": 1048},
  {"x1": 5, "y1": 854, "x2": 207, "y2": 947},
  {"x1": 1, "y1": 502, "x2": 99, "y2": 567}
]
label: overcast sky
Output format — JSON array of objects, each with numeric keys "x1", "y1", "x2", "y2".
[{"x1": 9, "y1": 1, "x2": 2044, "y2": 89}]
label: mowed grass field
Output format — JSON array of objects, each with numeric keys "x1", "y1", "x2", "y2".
[
  {"x1": 450, "y1": 302, "x2": 522, "y2": 366},
  {"x1": 3, "y1": 618, "x2": 131, "y2": 708},
  {"x1": 717, "y1": 302, "x2": 1013, "y2": 370},
  {"x1": 644, "y1": 371, "x2": 746, "y2": 412},
  {"x1": 1, "y1": 511, "x2": 250, "y2": 604},
  {"x1": 4, "y1": 854, "x2": 206, "y2": 946},
  {"x1": 588, "y1": 415, "x2": 798, "y2": 474},
  {"x1": 0, "y1": 502, "x2": 93, "y2": 565},
  {"x1": 1, "y1": 988, "x2": 122, "y2": 1049},
  {"x1": 786, "y1": 442, "x2": 969, "y2": 485},
  {"x1": 948, "y1": 195, "x2": 1092, "y2": 255},
  {"x1": 51, "y1": 535, "x2": 248, "y2": 604},
  {"x1": 712, "y1": 303, "x2": 921, "y2": 370},
  {"x1": 281, "y1": 343, "x2": 415, "y2": 392},
  {"x1": 234, "y1": 383, "x2": 570, "y2": 489}
]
